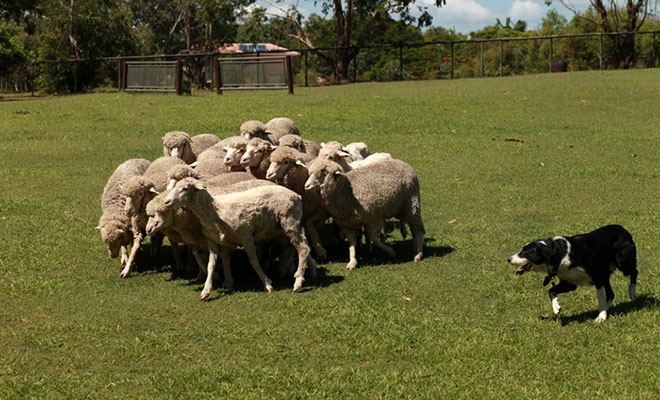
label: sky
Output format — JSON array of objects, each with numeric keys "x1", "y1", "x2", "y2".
[{"x1": 256, "y1": 0, "x2": 593, "y2": 35}]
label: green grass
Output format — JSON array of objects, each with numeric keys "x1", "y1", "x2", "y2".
[{"x1": 1, "y1": 69, "x2": 660, "y2": 399}]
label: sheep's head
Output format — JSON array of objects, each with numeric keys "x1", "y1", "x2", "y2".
[
  {"x1": 319, "y1": 142, "x2": 351, "y2": 164},
  {"x1": 163, "y1": 177, "x2": 205, "y2": 209},
  {"x1": 304, "y1": 159, "x2": 343, "y2": 191},
  {"x1": 98, "y1": 220, "x2": 132, "y2": 258},
  {"x1": 240, "y1": 120, "x2": 267, "y2": 140},
  {"x1": 162, "y1": 131, "x2": 194, "y2": 163},
  {"x1": 278, "y1": 134, "x2": 306, "y2": 152},
  {"x1": 167, "y1": 164, "x2": 200, "y2": 189},
  {"x1": 145, "y1": 192, "x2": 174, "y2": 235},
  {"x1": 223, "y1": 143, "x2": 247, "y2": 168},
  {"x1": 241, "y1": 138, "x2": 272, "y2": 168},
  {"x1": 266, "y1": 146, "x2": 303, "y2": 181},
  {"x1": 122, "y1": 176, "x2": 156, "y2": 217}
]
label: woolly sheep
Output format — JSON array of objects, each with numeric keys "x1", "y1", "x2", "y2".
[
  {"x1": 98, "y1": 158, "x2": 151, "y2": 266},
  {"x1": 266, "y1": 146, "x2": 329, "y2": 259},
  {"x1": 166, "y1": 164, "x2": 257, "y2": 190},
  {"x1": 278, "y1": 134, "x2": 320, "y2": 157},
  {"x1": 145, "y1": 179, "x2": 275, "y2": 282},
  {"x1": 304, "y1": 159, "x2": 425, "y2": 270},
  {"x1": 119, "y1": 156, "x2": 187, "y2": 278},
  {"x1": 240, "y1": 120, "x2": 269, "y2": 142},
  {"x1": 162, "y1": 131, "x2": 220, "y2": 164},
  {"x1": 163, "y1": 178, "x2": 314, "y2": 299},
  {"x1": 194, "y1": 136, "x2": 247, "y2": 179},
  {"x1": 319, "y1": 141, "x2": 371, "y2": 171},
  {"x1": 349, "y1": 152, "x2": 393, "y2": 170},
  {"x1": 240, "y1": 138, "x2": 274, "y2": 179},
  {"x1": 264, "y1": 117, "x2": 301, "y2": 144}
]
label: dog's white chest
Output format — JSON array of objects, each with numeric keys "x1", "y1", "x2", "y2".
[{"x1": 557, "y1": 266, "x2": 592, "y2": 286}]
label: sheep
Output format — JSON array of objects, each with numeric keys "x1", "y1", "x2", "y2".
[
  {"x1": 163, "y1": 178, "x2": 314, "y2": 299},
  {"x1": 278, "y1": 134, "x2": 320, "y2": 157},
  {"x1": 240, "y1": 120, "x2": 269, "y2": 142},
  {"x1": 98, "y1": 158, "x2": 151, "y2": 267},
  {"x1": 119, "y1": 156, "x2": 187, "y2": 278},
  {"x1": 304, "y1": 158, "x2": 425, "y2": 270},
  {"x1": 162, "y1": 131, "x2": 220, "y2": 164},
  {"x1": 266, "y1": 146, "x2": 329, "y2": 259},
  {"x1": 264, "y1": 117, "x2": 301, "y2": 144},
  {"x1": 166, "y1": 164, "x2": 201, "y2": 189},
  {"x1": 194, "y1": 136, "x2": 247, "y2": 179},
  {"x1": 349, "y1": 152, "x2": 393, "y2": 170},
  {"x1": 240, "y1": 138, "x2": 274, "y2": 179},
  {"x1": 145, "y1": 179, "x2": 276, "y2": 283},
  {"x1": 319, "y1": 141, "x2": 372, "y2": 171}
]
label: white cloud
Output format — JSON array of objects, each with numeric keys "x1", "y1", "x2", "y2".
[
  {"x1": 509, "y1": 0, "x2": 545, "y2": 27},
  {"x1": 421, "y1": 0, "x2": 496, "y2": 32}
]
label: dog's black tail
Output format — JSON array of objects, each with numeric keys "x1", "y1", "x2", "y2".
[{"x1": 615, "y1": 238, "x2": 638, "y2": 285}]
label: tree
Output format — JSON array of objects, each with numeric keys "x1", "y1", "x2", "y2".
[
  {"x1": 264, "y1": 0, "x2": 446, "y2": 83},
  {"x1": 0, "y1": 21, "x2": 25, "y2": 77},
  {"x1": 546, "y1": 0, "x2": 655, "y2": 68}
]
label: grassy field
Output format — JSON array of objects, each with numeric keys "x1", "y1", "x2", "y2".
[{"x1": 1, "y1": 69, "x2": 659, "y2": 398}]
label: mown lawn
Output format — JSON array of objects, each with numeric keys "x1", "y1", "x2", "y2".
[{"x1": 1, "y1": 69, "x2": 659, "y2": 399}]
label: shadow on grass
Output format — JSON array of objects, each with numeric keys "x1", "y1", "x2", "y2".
[{"x1": 557, "y1": 293, "x2": 660, "y2": 326}]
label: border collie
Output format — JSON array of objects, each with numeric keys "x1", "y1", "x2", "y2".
[{"x1": 507, "y1": 224, "x2": 638, "y2": 322}]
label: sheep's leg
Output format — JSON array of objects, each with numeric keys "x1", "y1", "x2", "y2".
[
  {"x1": 367, "y1": 226, "x2": 396, "y2": 258},
  {"x1": 409, "y1": 218, "x2": 425, "y2": 262},
  {"x1": 120, "y1": 246, "x2": 129, "y2": 267},
  {"x1": 192, "y1": 248, "x2": 208, "y2": 282},
  {"x1": 242, "y1": 237, "x2": 273, "y2": 293},
  {"x1": 343, "y1": 229, "x2": 359, "y2": 271},
  {"x1": 277, "y1": 245, "x2": 295, "y2": 278},
  {"x1": 200, "y1": 242, "x2": 219, "y2": 300},
  {"x1": 150, "y1": 232, "x2": 163, "y2": 258},
  {"x1": 220, "y1": 246, "x2": 234, "y2": 290},
  {"x1": 305, "y1": 219, "x2": 327, "y2": 260},
  {"x1": 121, "y1": 232, "x2": 143, "y2": 278},
  {"x1": 170, "y1": 241, "x2": 185, "y2": 276}
]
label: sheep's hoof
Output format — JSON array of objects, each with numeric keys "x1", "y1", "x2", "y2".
[
  {"x1": 293, "y1": 277, "x2": 304, "y2": 292},
  {"x1": 413, "y1": 252, "x2": 423, "y2": 262},
  {"x1": 347, "y1": 259, "x2": 358, "y2": 270}
]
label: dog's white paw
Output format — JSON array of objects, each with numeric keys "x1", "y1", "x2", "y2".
[
  {"x1": 551, "y1": 297, "x2": 561, "y2": 315},
  {"x1": 595, "y1": 311, "x2": 607, "y2": 323}
]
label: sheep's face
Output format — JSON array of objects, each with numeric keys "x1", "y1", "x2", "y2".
[
  {"x1": 124, "y1": 194, "x2": 142, "y2": 217},
  {"x1": 223, "y1": 146, "x2": 246, "y2": 167},
  {"x1": 305, "y1": 161, "x2": 343, "y2": 191},
  {"x1": 265, "y1": 161, "x2": 289, "y2": 181},
  {"x1": 99, "y1": 222, "x2": 132, "y2": 258},
  {"x1": 241, "y1": 143, "x2": 270, "y2": 168},
  {"x1": 146, "y1": 213, "x2": 166, "y2": 235},
  {"x1": 163, "y1": 178, "x2": 200, "y2": 209}
]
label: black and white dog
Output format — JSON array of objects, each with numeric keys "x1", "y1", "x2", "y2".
[{"x1": 507, "y1": 224, "x2": 638, "y2": 322}]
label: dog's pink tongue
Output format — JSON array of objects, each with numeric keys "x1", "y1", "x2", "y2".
[{"x1": 515, "y1": 268, "x2": 523, "y2": 276}]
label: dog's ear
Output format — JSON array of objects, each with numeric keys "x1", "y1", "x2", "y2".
[{"x1": 540, "y1": 238, "x2": 555, "y2": 260}]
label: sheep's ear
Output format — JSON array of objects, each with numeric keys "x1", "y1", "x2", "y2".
[
  {"x1": 271, "y1": 145, "x2": 278, "y2": 150},
  {"x1": 296, "y1": 160, "x2": 306, "y2": 167},
  {"x1": 95, "y1": 225, "x2": 101, "y2": 230},
  {"x1": 149, "y1": 187, "x2": 160, "y2": 194},
  {"x1": 160, "y1": 136, "x2": 165, "y2": 144},
  {"x1": 320, "y1": 142, "x2": 326, "y2": 148},
  {"x1": 337, "y1": 150, "x2": 351, "y2": 158},
  {"x1": 190, "y1": 161, "x2": 198, "y2": 168},
  {"x1": 333, "y1": 170, "x2": 345, "y2": 176}
]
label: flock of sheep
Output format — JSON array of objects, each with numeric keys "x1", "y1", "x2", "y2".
[{"x1": 97, "y1": 117, "x2": 425, "y2": 299}]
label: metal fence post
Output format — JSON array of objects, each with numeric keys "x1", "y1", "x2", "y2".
[
  {"x1": 121, "y1": 60, "x2": 127, "y2": 90},
  {"x1": 399, "y1": 46, "x2": 403, "y2": 80},
  {"x1": 599, "y1": 33, "x2": 604, "y2": 70},
  {"x1": 549, "y1": 37, "x2": 553, "y2": 72},
  {"x1": 214, "y1": 57, "x2": 222, "y2": 94},
  {"x1": 653, "y1": 32, "x2": 657, "y2": 68},
  {"x1": 450, "y1": 41, "x2": 454, "y2": 79},
  {"x1": 499, "y1": 40, "x2": 503, "y2": 77},
  {"x1": 175, "y1": 59, "x2": 182, "y2": 95},
  {"x1": 480, "y1": 42, "x2": 484, "y2": 77},
  {"x1": 286, "y1": 55, "x2": 294, "y2": 95}
]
